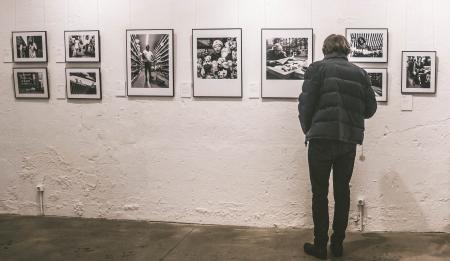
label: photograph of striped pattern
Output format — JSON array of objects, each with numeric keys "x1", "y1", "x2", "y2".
[
  {"x1": 346, "y1": 28, "x2": 388, "y2": 63},
  {"x1": 349, "y1": 32, "x2": 384, "y2": 58}
]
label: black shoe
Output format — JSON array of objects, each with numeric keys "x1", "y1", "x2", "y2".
[
  {"x1": 304, "y1": 242, "x2": 327, "y2": 260},
  {"x1": 330, "y1": 242, "x2": 343, "y2": 257}
]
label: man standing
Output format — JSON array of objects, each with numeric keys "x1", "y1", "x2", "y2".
[
  {"x1": 73, "y1": 36, "x2": 81, "y2": 57},
  {"x1": 142, "y1": 45, "x2": 154, "y2": 83},
  {"x1": 28, "y1": 39, "x2": 38, "y2": 58},
  {"x1": 298, "y1": 34, "x2": 377, "y2": 259}
]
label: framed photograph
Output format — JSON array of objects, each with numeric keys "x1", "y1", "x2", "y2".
[
  {"x1": 192, "y1": 28, "x2": 242, "y2": 97},
  {"x1": 13, "y1": 68, "x2": 49, "y2": 98},
  {"x1": 261, "y1": 28, "x2": 313, "y2": 98},
  {"x1": 65, "y1": 68, "x2": 101, "y2": 99},
  {"x1": 346, "y1": 28, "x2": 388, "y2": 63},
  {"x1": 12, "y1": 31, "x2": 48, "y2": 63},
  {"x1": 364, "y1": 68, "x2": 388, "y2": 102},
  {"x1": 126, "y1": 29, "x2": 174, "y2": 96},
  {"x1": 65, "y1": 30, "x2": 100, "y2": 62},
  {"x1": 401, "y1": 51, "x2": 436, "y2": 94}
]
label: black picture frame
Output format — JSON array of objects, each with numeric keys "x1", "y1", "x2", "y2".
[
  {"x1": 261, "y1": 28, "x2": 314, "y2": 98},
  {"x1": 13, "y1": 67, "x2": 50, "y2": 99},
  {"x1": 65, "y1": 67, "x2": 102, "y2": 100},
  {"x1": 192, "y1": 28, "x2": 243, "y2": 98},
  {"x1": 345, "y1": 28, "x2": 388, "y2": 63},
  {"x1": 401, "y1": 51, "x2": 437, "y2": 94},
  {"x1": 12, "y1": 31, "x2": 48, "y2": 63},
  {"x1": 64, "y1": 30, "x2": 101, "y2": 63},
  {"x1": 364, "y1": 68, "x2": 388, "y2": 102},
  {"x1": 125, "y1": 29, "x2": 175, "y2": 97}
]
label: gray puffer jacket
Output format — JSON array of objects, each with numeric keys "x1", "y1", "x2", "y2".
[{"x1": 298, "y1": 52, "x2": 377, "y2": 144}]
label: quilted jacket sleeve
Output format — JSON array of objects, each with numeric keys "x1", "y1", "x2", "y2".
[
  {"x1": 298, "y1": 63, "x2": 321, "y2": 135},
  {"x1": 363, "y1": 71, "x2": 377, "y2": 119}
]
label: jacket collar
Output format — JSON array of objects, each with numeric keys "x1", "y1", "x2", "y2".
[{"x1": 324, "y1": 52, "x2": 348, "y2": 60}]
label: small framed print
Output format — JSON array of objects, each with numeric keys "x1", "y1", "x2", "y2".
[
  {"x1": 364, "y1": 68, "x2": 388, "y2": 102},
  {"x1": 65, "y1": 30, "x2": 100, "y2": 62},
  {"x1": 12, "y1": 31, "x2": 48, "y2": 63},
  {"x1": 13, "y1": 68, "x2": 49, "y2": 99},
  {"x1": 261, "y1": 28, "x2": 313, "y2": 98},
  {"x1": 126, "y1": 29, "x2": 174, "y2": 96},
  {"x1": 401, "y1": 51, "x2": 436, "y2": 94},
  {"x1": 65, "y1": 68, "x2": 102, "y2": 99},
  {"x1": 346, "y1": 28, "x2": 388, "y2": 63},
  {"x1": 192, "y1": 28, "x2": 242, "y2": 97}
]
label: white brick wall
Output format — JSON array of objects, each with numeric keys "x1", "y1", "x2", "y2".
[{"x1": 0, "y1": 0, "x2": 449, "y2": 232}]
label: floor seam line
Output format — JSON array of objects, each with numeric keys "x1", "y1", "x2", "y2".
[{"x1": 159, "y1": 228, "x2": 194, "y2": 261}]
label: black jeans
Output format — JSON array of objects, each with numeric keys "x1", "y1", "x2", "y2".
[
  {"x1": 307, "y1": 139, "x2": 357, "y2": 247},
  {"x1": 144, "y1": 62, "x2": 152, "y2": 80}
]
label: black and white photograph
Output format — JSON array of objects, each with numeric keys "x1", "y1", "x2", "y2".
[
  {"x1": 196, "y1": 37, "x2": 238, "y2": 79},
  {"x1": 126, "y1": 29, "x2": 174, "y2": 96},
  {"x1": 346, "y1": 28, "x2": 388, "y2": 63},
  {"x1": 364, "y1": 68, "x2": 388, "y2": 102},
  {"x1": 401, "y1": 51, "x2": 436, "y2": 94},
  {"x1": 65, "y1": 30, "x2": 100, "y2": 62},
  {"x1": 12, "y1": 31, "x2": 47, "y2": 63},
  {"x1": 265, "y1": 37, "x2": 309, "y2": 80},
  {"x1": 13, "y1": 68, "x2": 49, "y2": 98},
  {"x1": 261, "y1": 28, "x2": 313, "y2": 98},
  {"x1": 65, "y1": 68, "x2": 101, "y2": 99},
  {"x1": 192, "y1": 28, "x2": 242, "y2": 97}
]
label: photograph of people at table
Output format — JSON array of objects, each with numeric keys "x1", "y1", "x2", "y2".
[{"x1": 265, "y1": 37, "x2": 310, "y2": 80}]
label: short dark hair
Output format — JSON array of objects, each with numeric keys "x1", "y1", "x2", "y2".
[{"x1": 322, "y1": 34, "x2": 351, "y2": 55}]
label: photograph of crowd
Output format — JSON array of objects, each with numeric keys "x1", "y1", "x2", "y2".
[
  {"x1": 406, "y1": 56, "x2": 432, "y2": 89},
  {"x1": 13, "y1": 68, "x2": 49, "y2": 98},
  {"x1": 69, "y1": 35, "x2": 95, "y2": 58},
  {"x1": 196, "y1": 37, "x2": 238, "y2": 79},
  {"x1": 265, "y1": 37, "x2": 309, "y2": 80},
  {"x1": 66, "y1": 31, "x2": 99, "y2": 61},
  {"x1": 192, "y1": 28, "x2": 241, "y2": 97},
  {"x1": 401, "y1": 51, "x2": 435, "y2": 94},
  {"x1": 65, "y1": 31, "x2": 99, "y2": 62}
]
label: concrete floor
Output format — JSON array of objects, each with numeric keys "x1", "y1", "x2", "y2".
[{"x1": 0, "y1": 215, "x2": 449, "y2": 261}]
